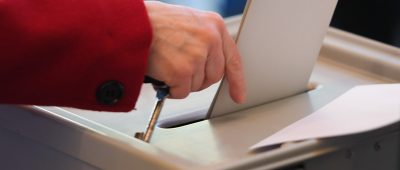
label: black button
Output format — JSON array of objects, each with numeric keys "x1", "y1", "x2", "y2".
[{"x1": 96, "y1": 81, "x2": 124, "y2": 105}]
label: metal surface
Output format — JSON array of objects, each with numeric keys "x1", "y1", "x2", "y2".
[{"x1": 0, "y1": 16, "x2": 399, "y2": 170}]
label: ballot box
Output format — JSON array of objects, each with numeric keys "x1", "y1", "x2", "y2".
[{"x1": 0, "y1": 16, "x2": 399, "y2": 170}]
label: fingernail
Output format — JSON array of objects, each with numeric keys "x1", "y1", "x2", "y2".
[{"x1": 237, "y1": 94, "x2": 246, "y2": 104}]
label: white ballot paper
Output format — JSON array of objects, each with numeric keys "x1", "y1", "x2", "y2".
[{"x1": 251, "y1": 84, "x2": 400, "y2": 150}]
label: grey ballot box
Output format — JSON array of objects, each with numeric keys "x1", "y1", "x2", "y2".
[{"x1": 0, "y1": 16, "x2": 399, "y2": 170}]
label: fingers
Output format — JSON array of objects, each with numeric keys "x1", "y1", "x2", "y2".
[
  {"x1": 202, "y1": 11, "x2": 246, "y2": 103},
  {"x1": 169, "y1": 79, "x2": 192, "y2": 99},
  {"x1": 167, "y1": 51, "x2": 205, "y2": 98},
  {"x1": 144, "y1": 2, "x2": 245, "y2": 102},
  {"x1": 190, "y1": 47, "x2": 207, "y2": 91},
  {"x1": 167, "y1": 64, "x2": 192, "y2": 99},
  {"x1": 201, "y1": 50, "x2": 224, "y2": 90},
  {"x1": 200, "y1": 34, "x2": 224, "y2": 91},
  {"x1": 221, "y1": 24, "x2": 246, "y2": 103},
  {"x1": 168, "y1": 11, "x2": 246, "y2": 102}
]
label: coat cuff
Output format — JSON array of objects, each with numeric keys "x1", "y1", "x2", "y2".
[{"x1": 83, "y1": 0, "x2": 153, "y2": 112}]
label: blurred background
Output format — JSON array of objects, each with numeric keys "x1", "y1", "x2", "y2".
[{"x1": 159, "y1": 0, "x2": 400, "y2": 48}]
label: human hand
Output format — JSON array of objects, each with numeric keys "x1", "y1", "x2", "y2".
[{"x1": 144, "y1": 1, "x2": 246, "y2": 103}]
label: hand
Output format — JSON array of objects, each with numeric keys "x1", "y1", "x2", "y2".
[{"x1": 144, "y1": 1, "x2": 246, "y2": 103}]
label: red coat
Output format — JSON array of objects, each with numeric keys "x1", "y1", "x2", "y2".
[{"x1": 0, "y1": 0, "x2": 152, "y2": 112}]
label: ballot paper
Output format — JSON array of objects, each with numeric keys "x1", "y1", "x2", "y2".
[{"x1": 251, "y1": 84, "x2": 400, "y2": 150}]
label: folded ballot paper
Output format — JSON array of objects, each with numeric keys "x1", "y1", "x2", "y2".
[{"x1": 251, "y1": 84, "x2": 400, "y2": 150}]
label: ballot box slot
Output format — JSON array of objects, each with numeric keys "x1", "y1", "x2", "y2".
[
  {"x1": 277, "y1": 164, "x2": 305, "y2": 170},
  {"x1": 157, "y1": 82, "x2": 322, "y2": 129}
]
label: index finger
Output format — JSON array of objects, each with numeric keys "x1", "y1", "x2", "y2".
[{"x1": 221, "y1": 26, "x2": 246, "y2": 103}]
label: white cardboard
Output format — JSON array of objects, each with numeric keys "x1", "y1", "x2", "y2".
[{"x1": 251, "y1": 84, "x2": 400, "y2": 150}]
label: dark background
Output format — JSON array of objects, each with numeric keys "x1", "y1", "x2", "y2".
[
  {"x1": 331, "y1": 0, "x2": 400, "y2": 47},
  {"x1": 161, "y1": 0, "x2": 400, "y2": 48}
]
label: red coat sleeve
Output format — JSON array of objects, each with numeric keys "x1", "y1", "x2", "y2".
[{"x1": 0, "y1": 0, "x2": 152, "y2": 112}]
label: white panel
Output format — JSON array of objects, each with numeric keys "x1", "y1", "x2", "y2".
[{"x1": 209, "y1": 0, "x2": 338, "y2": 117}]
